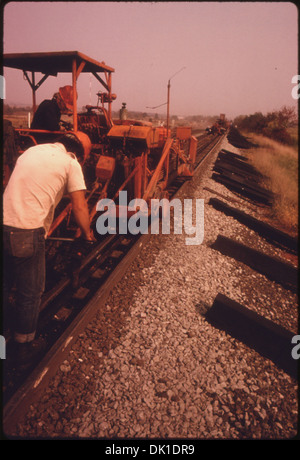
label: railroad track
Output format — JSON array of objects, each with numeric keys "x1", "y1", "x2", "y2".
[{"x1": 3, "y1": 131, "x2": 225, "y2": 431}]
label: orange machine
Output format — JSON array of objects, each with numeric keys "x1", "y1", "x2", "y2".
[{"x1": 3, "y1": 51, "x2": 197, "y2": 239}]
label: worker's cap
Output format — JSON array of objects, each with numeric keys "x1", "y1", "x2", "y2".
[
  {"x1": 59, "y1": 131, "x2": 91, "y2": 162},
  {"x1": 59, "y1": 85, "x2": 77, "y2": 111},
  {"x1": 57, "y1": 133, "x2": 82, "y2": 158}
]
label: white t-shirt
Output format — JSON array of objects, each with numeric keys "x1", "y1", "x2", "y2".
[{"x1": 4, "y1": 142, "x2": 86, "y2": 235}]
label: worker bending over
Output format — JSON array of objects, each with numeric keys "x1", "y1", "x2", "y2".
[{"x1": 3, "y1": 133, "x2": 94, "y2": 367}]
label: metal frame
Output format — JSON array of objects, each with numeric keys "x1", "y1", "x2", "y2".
[{"x1": 4, "y1": 51, "x2": 115, "y2": 130}]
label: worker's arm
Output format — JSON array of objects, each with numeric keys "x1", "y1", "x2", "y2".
[{"x1": 69, "y1": 190, "x2": 94, "y2": 241}]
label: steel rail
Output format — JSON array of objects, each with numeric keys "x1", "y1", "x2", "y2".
[{"x1": 39, "y1": 234, "x2": 117, "y2": 312}]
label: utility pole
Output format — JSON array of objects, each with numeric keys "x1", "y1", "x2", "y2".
[{"x1": 166, "y1": 66, "x2": 186, "y2": 137}]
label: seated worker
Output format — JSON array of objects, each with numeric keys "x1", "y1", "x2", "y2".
[
  {"x1": 3, "y1": 133, "x2": 94, "y2": 368},
  {"x1": 31, "y1": 85, "x2": 75, "y2": 132}
]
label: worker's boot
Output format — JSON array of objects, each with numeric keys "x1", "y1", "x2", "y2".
[{"x1": 12, "y1": 337, "x2": 46, "y2": 370}]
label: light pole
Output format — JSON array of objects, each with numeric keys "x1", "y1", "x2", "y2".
[{"x1": 166, "y1": 66, "x2": 186, "y2": 137}]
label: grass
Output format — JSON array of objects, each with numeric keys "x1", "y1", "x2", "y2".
[
  {"x1": 287, "y1": 126, "x2": 298, "y2": 148},
  {"x1": 244, "y1": 133, "x2": 298, "y2": 236},
  {"x1": 4, "y1": 113, "x2": 31, "y2": 128}
]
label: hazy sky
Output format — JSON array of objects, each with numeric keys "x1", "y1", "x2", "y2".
[{"x1": 2, "y1": 1, "x2": 298, "y2": 119}]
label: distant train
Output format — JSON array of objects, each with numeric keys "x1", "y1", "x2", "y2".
[{"x1": 206, "y1": 113, "x2": 230, "y2": 136}]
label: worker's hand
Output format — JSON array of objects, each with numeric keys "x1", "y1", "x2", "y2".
[{"x1": 71, "y1": 234, "x2": 95, "y2": 262}]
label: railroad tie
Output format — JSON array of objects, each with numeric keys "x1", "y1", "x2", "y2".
[
  {"x1": 208, "y1": 198, "x2": 298, "y2": 254},
  {"x1": 212, "y1": 172, "x2": 274, "y2": 206},
  {"x1": 205, "y1": 293, "x2": 298, "y2": 380},
  {"x1": 210, "y1": 235, "x2": 298, "y2": 292}
]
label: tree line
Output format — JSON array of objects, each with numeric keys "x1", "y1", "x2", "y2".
[
  {"x1": 3, "y1": 103, "x2": 33, "y2": 115},
  {"x1": 233, "y1": 106, "x2": 297, "y2": 145}
]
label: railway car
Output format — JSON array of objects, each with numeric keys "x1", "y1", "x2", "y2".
[
  {"x1": 3, "y1": 51, "x2": 197, "y2": 241},
  {"x1": 209, "y1": 114, "x2": 229, "y2": 136}
]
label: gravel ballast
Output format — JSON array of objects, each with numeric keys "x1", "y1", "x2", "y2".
[{"x1": 9, "y1": 137, "x2": 298, "y2": 440}]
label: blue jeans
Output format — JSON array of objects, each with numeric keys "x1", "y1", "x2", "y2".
[{"x1": 3, "y1": 226, "x2": 45, "y2": 343}]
